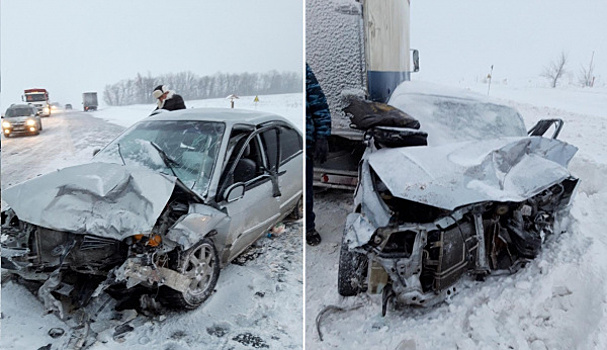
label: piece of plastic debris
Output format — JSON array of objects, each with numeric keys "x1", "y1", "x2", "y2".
[{"x1": 48, "y1": 327, "x2": 65, "y2": 338}]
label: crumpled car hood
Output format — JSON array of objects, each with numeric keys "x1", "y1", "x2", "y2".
[
  {"x1": 2, "y1": 162, "x2": 177, "y2": 240},
  {"x1": 368, "y1": 137, "x2": 578, "y2": 211}
]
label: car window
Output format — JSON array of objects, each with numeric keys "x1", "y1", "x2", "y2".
[
  {"x1": 5, "y1": 107, "x2": 35, "y2": 118},
  {"x1": 260, "y1": 126, "x2": 301, "y2": 167},
  {"x1": 391, "y1": 93, "x2": 527, "y2": 146},
  {"x1": 94, "y1": 120, "x2": 225, "y2": 195},
  {"x1": 279, "y1": 126, "x2": 302, "y2": 163}
]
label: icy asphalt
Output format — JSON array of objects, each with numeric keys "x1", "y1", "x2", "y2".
[{"x1": 0, "y1": 109, "x2": 303, "y2": 349}]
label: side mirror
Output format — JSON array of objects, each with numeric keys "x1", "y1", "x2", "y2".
[
  {"x1": 93, "y1": 148, "x2": 101, "y2": 156},
  {"x1": 412, "y1": 49, "x2": 420, "y2": 73},
  {"x1": 224, "y1": 183, "x2": 245, "y2": 203}
]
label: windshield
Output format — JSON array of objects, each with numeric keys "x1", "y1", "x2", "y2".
[
  {"x1": 94, "y1": 120, "x2": 225, "y2": 195},
  {"x1": 389, "y1": 83, "x2": 527, "y2": 146},
  {"x1": 5, "y1": 107, "x2": 35, "y2": 117},
  {"x1": 25, "y1": 93, "x2": 47, "y2": 102}
]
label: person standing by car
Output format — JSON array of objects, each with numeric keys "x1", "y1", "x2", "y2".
[
  {"x1": 152, "y1": 85, "x2": 186, "y2": 111},
  {"x1": 306, "y1": 63, "x2": 331, "y2": 246}
]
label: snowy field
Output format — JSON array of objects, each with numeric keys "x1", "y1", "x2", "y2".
[
  {"x1": 0, "y1": 93, "x2": 304, "y2": 349},
  {"x1": 306, "y1": 83, "x2": 607, "y2": 350}
]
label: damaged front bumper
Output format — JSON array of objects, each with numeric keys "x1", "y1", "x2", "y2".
[
  {"x1": 344, "y1": 212, "x2": 459, "y2": 307},
  {"x1": 113, "y1": 256, "x2": 191, "y2": 294},
  {"x1": 344, "y1": 176, "x2": 579, "y2": 308}
]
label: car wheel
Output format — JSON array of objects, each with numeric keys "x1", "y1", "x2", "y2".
[
  {"x1": 338, "y1": 229, "x2": 368, "y2": 296},
  {"x1": 164, "y1": 237, "x2": 220, "y2": 309},
  {"x1": 39, "y1": 122, "x2": 43, "y2": 131},
  {"x1": 288, "y1": 196, "x2": 303, "y2": 220}
]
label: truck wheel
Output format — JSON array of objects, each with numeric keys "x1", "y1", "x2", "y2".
[
  {"x1": 162, "y1": 237, "x2": 220, "y2": 309},
  {"x1": 338, "y1": 229, "x2": 368, "y2": 296}
]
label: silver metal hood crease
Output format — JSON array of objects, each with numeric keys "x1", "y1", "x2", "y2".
[
  {"x1": 368, "y1": 136, "x2": 578, "y2": 211},
  {"x1": 2, "y1": 162, "x2": 176, "y2": 240}
]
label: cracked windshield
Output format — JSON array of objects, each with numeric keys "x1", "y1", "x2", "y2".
[{"x1": 94, "y1": 120, "x2": 224, "y2": 194}]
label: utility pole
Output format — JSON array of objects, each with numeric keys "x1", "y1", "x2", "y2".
[{"x1": 487, "y1": 65, "x2": 494, "y2": 96}]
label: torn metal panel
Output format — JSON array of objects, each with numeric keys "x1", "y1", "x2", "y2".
[
  {"x1": 166, "y1": 204, "x2": 231, "y2": 251},
  {"x1": 368, "y1": 137, "x2": 578, "y2": 211},
  {"x1": 114, "y1": 258, "x2": 191, "y2": 294},
  {"x1": 2, "y1": 162, "x2": 176, "y2": 240}
]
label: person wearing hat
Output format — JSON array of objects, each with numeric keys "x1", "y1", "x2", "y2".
[{"x1": 152, "y1": 85, "x2": 186, "y2": 111}]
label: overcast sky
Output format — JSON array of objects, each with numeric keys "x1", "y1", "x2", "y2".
[
  {"x1": 0, "y1": 0, "x2": 303, "y2": 111},
  {"x1": 410, "y1": 0, "x2": 607, "y2": 86}
]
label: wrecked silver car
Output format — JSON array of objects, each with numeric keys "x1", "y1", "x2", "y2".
[
  {"x1": 338, "y1": 82, "x2": 579, "y2": 314},
  {"x1": 2, "y1": 108, "x2": 303, "y2": 316}
]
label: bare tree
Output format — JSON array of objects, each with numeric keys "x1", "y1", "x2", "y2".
[
  {"x1": 103, "y1": 71, "x2": 303, "y2": 106},
  {"x1": 578, "y1": 51, "x2": 596, "y2": 87},
  {"x1": 541, "y1": 52, "x2": 568, "y2": 88}
]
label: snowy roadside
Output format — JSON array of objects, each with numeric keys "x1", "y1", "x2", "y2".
[
  {"x1": 305, "y1": 87, "x2": 607, "y2": 349},
  {"x1": 90, "y1": 93, "x2": 303, "y2": 132}
]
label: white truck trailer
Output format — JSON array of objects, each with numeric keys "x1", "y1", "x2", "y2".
[{"x1": 306, "y1": 0, "x2": 418, "y2": 189}]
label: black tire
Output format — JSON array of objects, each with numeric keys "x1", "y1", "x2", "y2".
[
  {"x1": 337, "y1": 229, "x2": 368, "y2": 296},
  {"x1": 39, "y1": 122, "x2": 43, "y2": 131},
  {"x1": 288, "y1": 196, "x2": 303, "y2": 220},
  {"x1": 162, "y1": 237, "x2": 220, "y2": 309}
]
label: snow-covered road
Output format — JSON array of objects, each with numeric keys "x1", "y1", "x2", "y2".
[
  {"x1": 1, "y1": 106, "x2": 303, "y2": 349},
  {"x1": 305, "y1": 89, "x2": 607, "y2": 350}
]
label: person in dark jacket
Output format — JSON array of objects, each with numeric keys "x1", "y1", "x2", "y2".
[
  {"x1": 306, "y1": 63, "x2": 331, "y2": 246},
  {"x1": 152, "y1": 85, "x2": 186, "y2": 111}
]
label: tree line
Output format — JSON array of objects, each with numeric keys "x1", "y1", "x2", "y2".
[{"x1": 103, "y1": 70, "x2": 302, "y2": 106}]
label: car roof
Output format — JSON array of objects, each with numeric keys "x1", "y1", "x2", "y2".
[
  {"x1": 8, "y1": 104, "x2": 35, "y2": 109},
  {"x1": 147, "y1": 107, "x2": 295, "y2": 128}
]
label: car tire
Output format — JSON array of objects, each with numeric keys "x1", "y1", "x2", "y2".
[
  {"x1": 288, "y1": 196, "x2": 303, "y2": 220},
  {"x1": 337, "y1": 229, "x2": 368, "y2": 297},
  {"x1": 39, "y1": 122, "x2": 43, "y2": 131},
  {"x1": 162, "y1": 237, "x2": 220, "y2": 309}
]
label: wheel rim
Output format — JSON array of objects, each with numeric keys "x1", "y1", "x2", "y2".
[
  {"x1": 184, "y1": 243, "x2": 215, "y2": 296},
  {"x1": 297, "y1": 198, "x2": 304, "y2": 218}
]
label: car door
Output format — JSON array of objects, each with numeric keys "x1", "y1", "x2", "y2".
[
  {"x1": 259, "y1": 124, "x2": 303, "y2": 216},
  {"x1": 219, "y1": 126, "x2": 281, "y2": 261}
]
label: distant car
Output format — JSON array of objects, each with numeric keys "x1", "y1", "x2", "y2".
[
  {"x1": 2, "y1": 108, "x2": 303, "y2": 314},
  {"x1": 65, "y1": 104, "x2": 73, "y2": 110},
  {"x1": 2, "y1": 104, "x2": 43, "y2": 137},
  {"x1": 338, "y1": 82, "x2": 579, "y2": 313}
]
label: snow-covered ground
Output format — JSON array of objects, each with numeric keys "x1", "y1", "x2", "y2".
[
  {"x1": 306, "y1": 83, "x2": 607, "y2": 349},
  {"x1": 1, "y1": 93, "x2": 304, "y2": 349},
  {"x1": 93, "y1": 93, "x2": 303, "y2": 131}
]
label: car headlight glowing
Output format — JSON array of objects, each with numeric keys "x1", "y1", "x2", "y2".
[
  {"x1": 26, "y1": 119, "x2": 36, "y2": 126},
  {"x1": 43, "y1": 107, "x2": 50, "y2": 114},
  {"x1": 2, "y1": 121, "x2": 11, "y2": 128}
]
